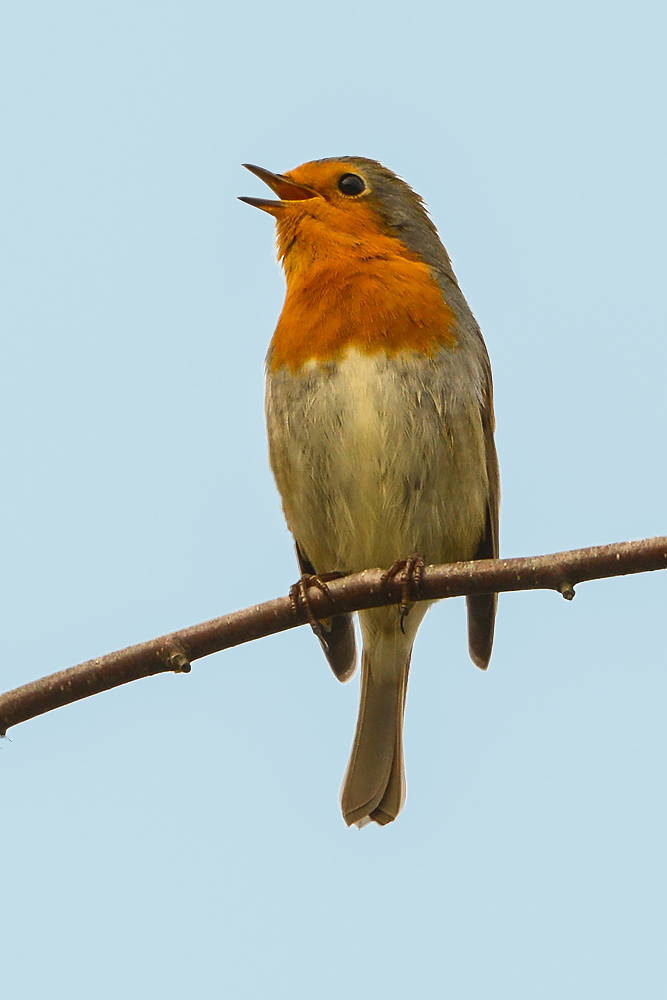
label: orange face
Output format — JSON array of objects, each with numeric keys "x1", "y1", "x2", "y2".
[
  {"x1": 242, "y1": 159, "x2": 413, "y2": 263},
  {"x1": 241, "y1": 159, "x2": 459, "y2": 371},
  {"x1": 280, "y1": 160, "x2": 397, "y2": 248}
]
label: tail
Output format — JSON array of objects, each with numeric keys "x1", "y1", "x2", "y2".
[{"x1": 340, "y1": 606, "x2": 427, "y2": 827}]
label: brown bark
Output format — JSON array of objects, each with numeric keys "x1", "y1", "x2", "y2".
[{"x1": 1, "y1": 536, "x2": 665, "y2": 736}]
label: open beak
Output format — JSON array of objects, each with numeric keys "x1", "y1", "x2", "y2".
[{"x1": 239, "y1": 163, "x2": 318, "y2": 213}]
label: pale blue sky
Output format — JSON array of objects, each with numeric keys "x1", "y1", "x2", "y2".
[{"x1": 2, "y1": 1, "x2": 666, "y2": 997}]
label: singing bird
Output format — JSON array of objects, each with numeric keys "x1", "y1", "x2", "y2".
[{"x1": 240, "y1": 157, "x2": 499, "y2": 827}]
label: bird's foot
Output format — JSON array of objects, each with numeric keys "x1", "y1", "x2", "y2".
[
  {"x1": 381, "y1": 553, "x2": 425, "y2": 634},
  {"x1": 289, "y1": 572, "x2": 344, "y2": 648}
]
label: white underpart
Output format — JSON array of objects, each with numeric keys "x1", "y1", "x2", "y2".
[{"x1": 266, "y1": 345, "x2": 489, "y2": 578}]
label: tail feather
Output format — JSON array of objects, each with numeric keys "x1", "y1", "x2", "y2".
[
  {"x1": 341, "y1": 606, "x2": 422, "y2": 827},
  {"x1": 369, "y1": 663, "x2": 409, "y2": 826},
  {"x1": 340, "y1": 650, "x2": 409, "y2": 826}
]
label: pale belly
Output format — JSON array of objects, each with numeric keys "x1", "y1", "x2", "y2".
[{"x1": 265, "y1": 347, "x2": 489, "y2": 576}]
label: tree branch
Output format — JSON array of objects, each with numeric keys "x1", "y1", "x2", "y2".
[{"x1": 1, "y1": 536, "x2": 665, "y2": 736}]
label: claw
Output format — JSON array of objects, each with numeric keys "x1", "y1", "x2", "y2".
[
  {"x1": 381, "y1": 554, "x2": 425, "y2": 633},
  {"x1": 289, "y1": 572, "x2": 344, "y2": 647}
]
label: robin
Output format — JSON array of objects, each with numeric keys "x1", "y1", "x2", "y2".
[{"x1": 240, "y1": 157, "x2": 499, "y2": 827}]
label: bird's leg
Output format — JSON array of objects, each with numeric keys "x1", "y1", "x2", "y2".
[
  {"x1": 381, "y1": 553, "x2": 425, "y2": 634},
  {"x1": 289, "y1": 572, "x2": 345, "y2": 648}
]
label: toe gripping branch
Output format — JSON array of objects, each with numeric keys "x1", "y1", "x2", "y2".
[
  {"x1": 381, "y1": 553, "x2": 425, "y2": 634},
  {"x1": 289, "y1": 572, "x2": 344, "y2": 650},
  {"x1": 290, "y1": 554, "x2": 425, "y2": 641}
]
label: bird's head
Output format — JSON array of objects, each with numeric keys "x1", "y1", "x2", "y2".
[{"x1": 240, "y1": 157, "x2": 450, "y2": 275}]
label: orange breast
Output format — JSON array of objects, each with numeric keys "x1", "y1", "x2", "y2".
[{"x1": 267, "y1": 229, "x2": 458, "y2": 373}]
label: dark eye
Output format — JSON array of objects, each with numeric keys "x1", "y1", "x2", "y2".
[{"x1": 337, "y1": 173, "x2": 366, "y2": 196}]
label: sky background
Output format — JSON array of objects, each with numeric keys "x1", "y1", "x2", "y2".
[{"x1": 2, "y1": 1, "x2": 666, "y2": 996}]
